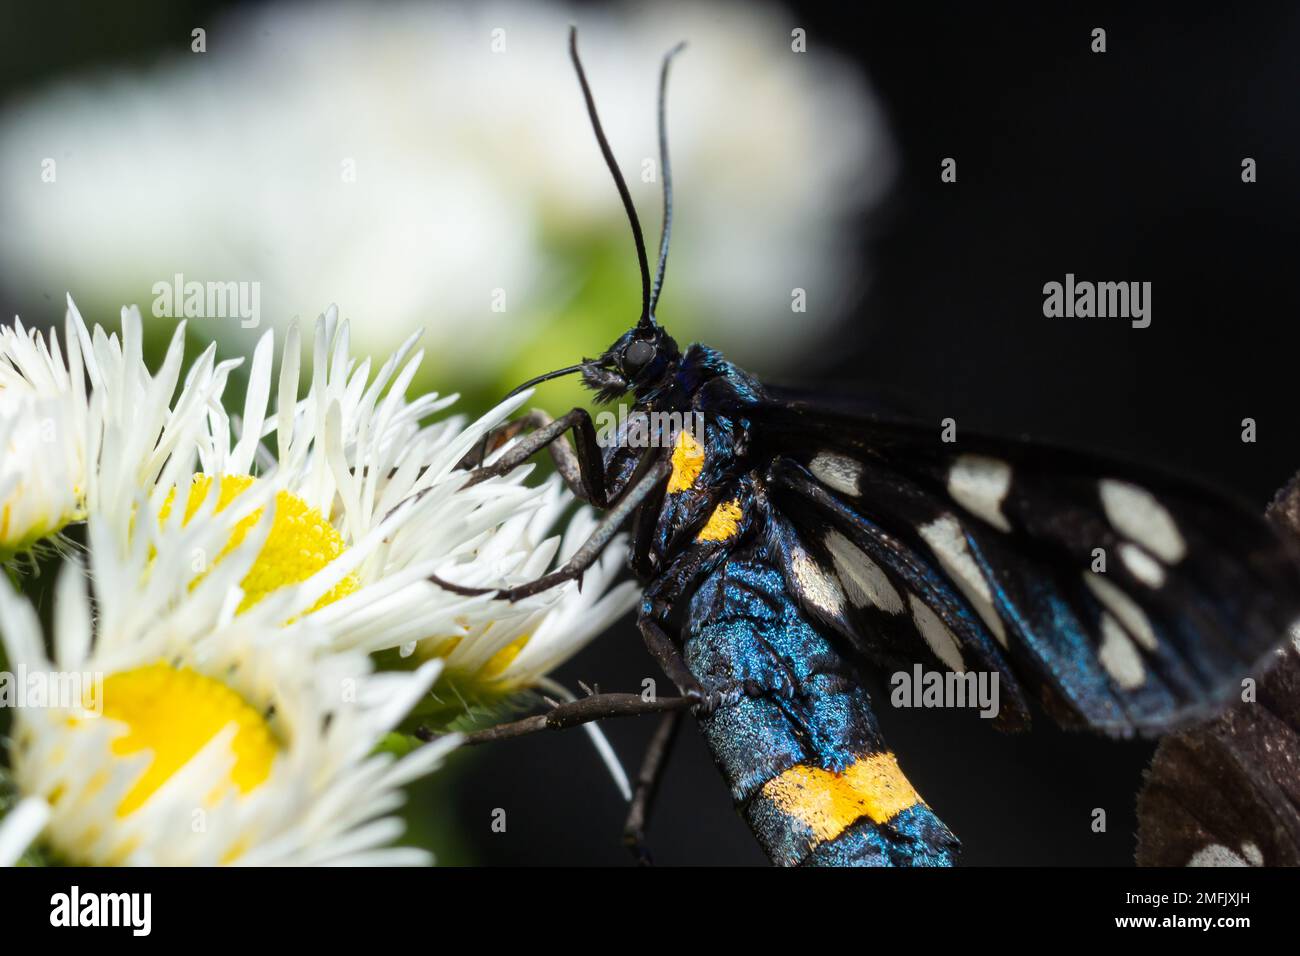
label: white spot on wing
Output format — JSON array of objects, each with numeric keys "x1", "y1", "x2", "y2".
[
  {"x1": 948, "y1": 455, "x2": 1013, "y2": 532},
  {"x1": 1187, "y1": 844, "x2": 1251, "y2": 867},
  {"x1": 824, "y1": 529, "x2": 904, "y2": 614},
  {"x1": 918, "y1": 514, "x2": 1008, "y2": 646},
  {"x1": 791, "y1": 548, "x2": 846, "y2": 617},
  {"x1": 809, "y1": 453, "x2": 862, "y2": 497},
  {"x1": 1084, "y1": 571, "x2": 1158, "y2": 651},
  {"x1": 908, "y1": 594, "x2": 965, "y2": 672},
  {"x1": 1119, "y1": 543, "x2": 1166, "y2": 588},
  {"x1": 1242, "y1": 842, "x2": 1264, "y2": 866},
  {"x1": 1099, "y1": 613, "x2": 1146, "y2": 688},
  {"x1": 1100, "y1": 479, "x2": 1187, "y2": 563}
]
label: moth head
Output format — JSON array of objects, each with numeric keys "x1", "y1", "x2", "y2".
[{"x1": 581, "y1": 323, "x2": 681, "y2": 404}]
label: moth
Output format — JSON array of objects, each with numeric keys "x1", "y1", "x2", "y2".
[
  {"x1": 1136, "y1": 477, "x2": 1300, "y2": 868},
  {"x1": 434, "y1": 29, "x2": 1300, "y2": 866}
]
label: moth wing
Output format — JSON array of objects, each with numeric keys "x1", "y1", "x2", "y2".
[{"x1": 754, "y1": 400, "x2": 1300, "y2": 736}]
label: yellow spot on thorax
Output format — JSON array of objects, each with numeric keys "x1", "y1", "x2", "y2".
[
  {"x1": 98, "y1": 662, "x2": 277, "y2": 817},
  {"x1": 667, "y1": 430, "x2": 705, "y2": 494},
  {"x1": 698, "y1": 499, "x2": 743, "y2": 542},
  {"x1": 761, "y1": 751, "x2": 923, "y2": 846},
  {"x1": 160, "y1": 474, "x2": 358, "y2": 614}
]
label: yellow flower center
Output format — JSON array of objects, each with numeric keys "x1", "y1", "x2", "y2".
[
  {"x1": 481, "y1": 633, "x2": 530, "y2": 680},
  {"x1": 161, "y1": 474, "x2": 358, "y2": 614},
  {"x1": 100, "y1": 662, "x2": 277, "y2": 817},
  {"x1": 415, "y1": 628, "x2": 532, "y2": 698}
]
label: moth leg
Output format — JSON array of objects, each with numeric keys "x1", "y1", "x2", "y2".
[
  {"x1": 638, "y1": 616, "x2": 712, "y2": 705},
  {"x1": 422, "y1": 688, "x2": 698, "y2": 745},
  {"x1": 464, "y1": 407, "x2": 614, "y2": 506},
  {"x1": 429, "y1": 457, "x2": 671, "y2": 601},
  {"x1": 461, "y1": 409, "x2": 590, "y2": 503},
  {"x1": 628, "y1": 472, "x2": 667, "y2": 579},
  {"x1": 636, "y1": 533, "x2": 737, "y2": 708},
  {"x1": 622, "y1": 710, "x2": 683, "y2": 866}
]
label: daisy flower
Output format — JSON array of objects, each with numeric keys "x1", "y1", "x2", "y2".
[
  {"x1": 0, "y1": 496, "x2": 452, "y2": 866},
  {"x1": 0, "y1": 296, "x2": 233, "y2": 562},
  {"x1": 0, "y1": 313, "x2": 87, "y2": 559},
  {"x1": 122, "y1": 304, "x2": 638, "y2": 723}
]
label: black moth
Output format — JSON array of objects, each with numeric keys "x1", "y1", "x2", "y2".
[
  {"x1": 1136, "y1": 477, "x2": 1300, "y2": 869},
  {"x1": 433, "y1": 29, "x2": 1300, "y2": 866}
]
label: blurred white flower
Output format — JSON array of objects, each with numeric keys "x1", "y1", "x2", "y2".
[
  {"x1": 0, "y1": 508, "x2": 453, "y2": 866},
  {"x1": 0, "y1": 0, "x2": 893, "y2": 381}
]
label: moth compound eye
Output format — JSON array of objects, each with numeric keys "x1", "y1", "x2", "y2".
[{"x1": 623, "y1": 339, "x2": 656, "y2": 374}]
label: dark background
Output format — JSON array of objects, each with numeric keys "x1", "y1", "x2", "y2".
[{"x1": 5, "y1": 2, "x2": 1300, "y2": 865}]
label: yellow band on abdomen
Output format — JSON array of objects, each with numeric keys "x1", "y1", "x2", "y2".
[{"x1": 759, "y1": 751, "x2": 922, "y2": 846}]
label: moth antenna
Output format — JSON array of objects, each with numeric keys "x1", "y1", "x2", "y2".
[
  {"x1": 569, "y1": 26, "x2": 653, "y2": 326},
  {"x1": 649, "y1": 41, "x2": 687, "y2": 319},
  {"x1": 502, "y1": 363, "x2": 584, "y2": 401}
]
